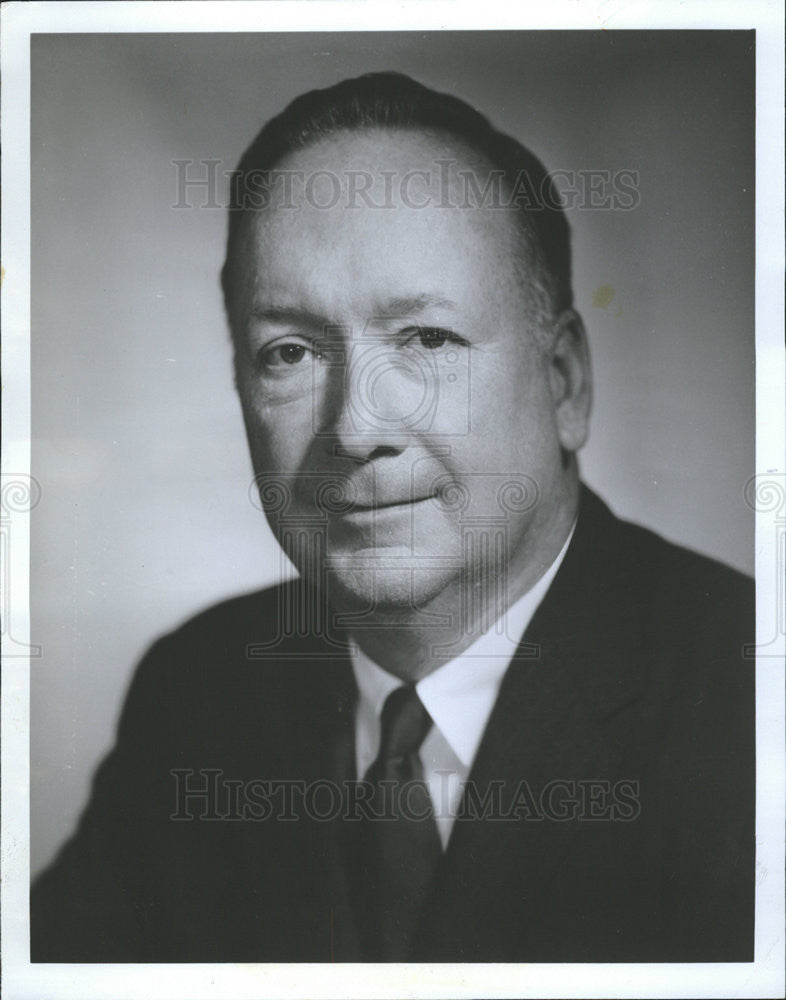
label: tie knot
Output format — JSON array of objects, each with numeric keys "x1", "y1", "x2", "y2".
[{"x1": 377, "y1": 685, "x2": 433, "y2": 762}]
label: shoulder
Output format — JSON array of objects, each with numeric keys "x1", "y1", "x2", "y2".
[
  {"x1": 117, "y1": 578, "x2": 339, "y2": 738},
  {"x1": 142, "y1": 577, "x2": 323, "y2": 666},
  {"x1": 576, "y1": 487, "x2": 755, "y2": 771},
  {"x1": 565, "y1": 487, "x2": 755, "y2": 741},
  {"x1": 161, "y1": 580, "x2": 291, "y2": 641},
  {"x1": 577, "y1": 484, "x2": 753, "y2": 626},
  {"x1": 570, "y1": 488, "x2": 755, "y2": 815}
]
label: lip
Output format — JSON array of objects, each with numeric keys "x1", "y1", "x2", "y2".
[{"x1": 343, "y1": 496, "x2": 436, "y2": 517}]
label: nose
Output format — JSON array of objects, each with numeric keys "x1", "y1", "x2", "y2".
[{"x1": 328, "y1": 341, "x2": 413, "y2": 463}]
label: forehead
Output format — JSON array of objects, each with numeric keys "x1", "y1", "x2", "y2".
[{"x1": 236, "y1": 129, "x2": 525, "y2": 322}]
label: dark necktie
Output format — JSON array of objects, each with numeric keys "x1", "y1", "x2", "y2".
[{"x1": 356, "y1": 685, "x2": 442, "y2": 961}]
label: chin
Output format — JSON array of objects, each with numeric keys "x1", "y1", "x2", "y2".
[{"x1": 321, "y1": 552, "x2": 456, "y2": 618}]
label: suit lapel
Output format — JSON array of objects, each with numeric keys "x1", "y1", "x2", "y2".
[{"x1": 415, "y1": 486, "x2": 646, "y2": 959}]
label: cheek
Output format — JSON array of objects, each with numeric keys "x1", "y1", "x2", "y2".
[
  {"x1": 445, "y1": 355, "x2": 549, "y2": 455},
  {"x1": 240, "y1": 390, "x2": 314, "y2": 476},
  {"x1": 491, "y1": 351, "x2": 557, "y2": 447},
  {"x1": 433, "y1": 377, "x2": 560, "y2": 513}
]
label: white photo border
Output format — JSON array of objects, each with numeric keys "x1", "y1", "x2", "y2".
[{"x1": 2, "y1": 2, "x2": 783, "y2": 998}]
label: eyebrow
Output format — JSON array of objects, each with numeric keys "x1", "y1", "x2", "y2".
[
  {"x1": 251, "y1": 293, "x2": 458, "y2": 328},
  {"x1": 375, "y1": 294, "x2": 458, "y2": 317},
  {"x1": 249, "y1": 305, "x2": 326, "y2": 328}
]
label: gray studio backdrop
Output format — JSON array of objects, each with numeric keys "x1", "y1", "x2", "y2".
[{"x1": 31, "y1": 32, "x2": 755, "y2": 877}]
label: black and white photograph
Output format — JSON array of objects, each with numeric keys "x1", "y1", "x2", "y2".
[{"x1": 2, "y1": 2, "x2": 784, "y2": 998}]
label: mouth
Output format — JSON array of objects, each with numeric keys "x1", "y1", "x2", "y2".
[{"x1": 344, "y1": 495, "x2": 436, "y2": 515}]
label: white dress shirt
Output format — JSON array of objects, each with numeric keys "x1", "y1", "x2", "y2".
[{"x1": 351, "y1": 526, "x2": 574, "y2": 849}]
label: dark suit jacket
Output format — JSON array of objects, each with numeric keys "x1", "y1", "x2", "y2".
[{"x1": 31, "y1": 487, "x2": 755, "y2": 962}]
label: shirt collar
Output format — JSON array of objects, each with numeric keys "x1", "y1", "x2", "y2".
[{"x1": 351, "y1": 523, "x2": 575, "y2": 768}]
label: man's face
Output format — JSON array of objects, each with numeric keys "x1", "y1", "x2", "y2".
[{"x1": 231, "y1": 129, "x2": 577, "y2": 616}]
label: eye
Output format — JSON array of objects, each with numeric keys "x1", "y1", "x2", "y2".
[
  {"x1": 258, "y1": 340, "x2": 319, "y2": 369},
  {"x1": 405, "y1": 326, "x2": 466, "y2": 351},
  {"x1": 274, "y1": 344, "x2": 308, "y2": 365},
  {"x1": 418, "y1": 327, "x2": 449, "y2": 350}
]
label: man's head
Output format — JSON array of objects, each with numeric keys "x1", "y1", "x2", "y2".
[
  {"x1": 223, "y1": 72, "x2": 591, "y2": 621},
  {"x1": 223, "y1": 72, "x2": 573, "y2": 340}
]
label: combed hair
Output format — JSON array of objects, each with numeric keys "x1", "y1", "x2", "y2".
[{"x1": 222, "y1": 71, "x2": 573, "y2": 332}]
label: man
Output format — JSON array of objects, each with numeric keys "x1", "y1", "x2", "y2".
[{"x1": 31, "y1": 72, "x2": 754, "y2": 963}]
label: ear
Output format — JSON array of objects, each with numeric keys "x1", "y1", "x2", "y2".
[{"x1": 546, "y1": 309, "x2": 592, "y2": 452}]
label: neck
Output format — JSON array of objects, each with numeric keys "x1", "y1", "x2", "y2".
[{"x1": 343, "y1": 476, "x2": 580, "y2": 683}]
